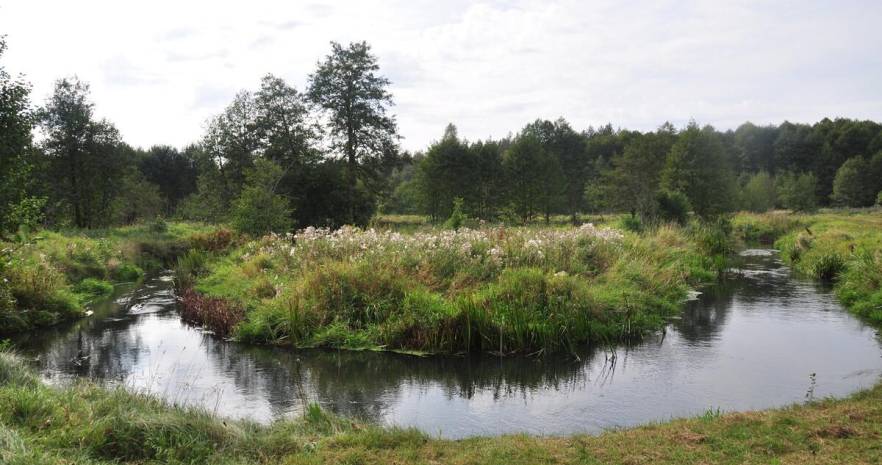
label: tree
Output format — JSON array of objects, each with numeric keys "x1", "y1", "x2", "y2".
[
  {"x1": 776, "y1": 172, "x2": 817, "y2": 212},
  {"x1": 470, "y1": 140, "x2": 506, "y2": 219},
  {"x1": 112, "y1": 169, "x2": 164, "y2": 224},
  {"x1": 734, "y1": 122, "x2": 778, "y2": 173},
  {"x1": 139, "y1": 145, "x2": 197, "y2": 215},
  {"x1": 739, "y1": 171, "x2": 776, "y2": 212},
  {"x1": 41, "y1": 78, "x2": 126, "y2": 228},
  {"x1": 503, "y1": 133, "x2": 560, "y2": 223},
  {"x1": 0, "y1": 36, "x2": 41, "y2": 235},
  {"x1": 523, "y1": 119, "x2": 586, "y2": 224},
  {"x1": 202, "y1": 91, "x2": 261, "y2": 210},
  {"x1": 415, "y1": 124, "x2": 476, "y2": 221},
  {"x1": 831, "y1": 156, "x2": 875, "y2": 207},
  {"x1": 231, "y1": 159, "x2": 293, "y2": 236},
  {"x1": 308, "y1": 41, "x2": 398, "y2": 225},
  {"x1": 602, "y1": 131, "x2": 670, "y2": 219},
  {"x1": 661, "y1": 122, "x2": 737, "y2": 218}
]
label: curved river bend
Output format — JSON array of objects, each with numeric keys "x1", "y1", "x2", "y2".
[{"x1": 13, "y1": 250, "x2": 882, "y2": 438}]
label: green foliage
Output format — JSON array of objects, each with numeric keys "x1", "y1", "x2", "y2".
[
  {"x1": 831, "y1": 156, "x2": 876, "y2": 207},
  {"x1": 41, "y1": 77, "x2": 128, "y2": 228},
  {"x1": 602, "y1": 130, "x2": 671, "y2": 219},
  {"x1": 739, "y1": 171, "x2": 776, "y2": 212},
  {"x1": 112, "y1": 170, "x2": 164, "y2": 224},
  {"x1": 662, "y1": 122, "x2": 737, "y2": 218},
  {"x1": 618, "y1": 215, "x2": 643, "y2": 232},
  {"x1": 443, "y1": 197, "x2": 466, "y2": 230},
  {"x1": 73, "y1": 278, "x2": 113, "y2": 298},
  {"x1": 503, "y1": 133, "x2": 563, "y2": 223},
  {"x1": 308, "y1": 41, "x2": 398, "y2": 225},
  {"x1": 655, "y1": 190, "x2": 691, "y2": 225},
  {"x1": 775, "y1": 171, "x2": 818, "y2": 212},
  {"x1": 231, "y1": 159, "x2": 293, "y2": 236},
  {"x1": 0, "y1": 38, "x2": 40, "y2": 237}
]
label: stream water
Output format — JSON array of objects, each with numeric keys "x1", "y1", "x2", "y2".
[{"x1": 13, "y1": 249, "x2": 882, "y2": 438}]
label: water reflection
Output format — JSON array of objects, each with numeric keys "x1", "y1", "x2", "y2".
[{"x1": 14, "y1": 251, "x2": 882, "y2": 438}]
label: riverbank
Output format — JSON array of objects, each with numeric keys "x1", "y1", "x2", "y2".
[
  {"x1": 734, "y1": 210, "x2": 882, "y2": 325},
  {"x1": 0, "y1": 221, "x2": 220, "y2": 335},
  {"x1": 2, "y1": 351, "x2": 881, "y2": 464},
  {"x1": 179, "y1": 222, "x2": 725, "y2": 354}
]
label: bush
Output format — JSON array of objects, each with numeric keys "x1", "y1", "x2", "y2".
[
  {"x1": 776, "y1": 172, "x2": 817, "y2": 212},
  {"x1": 178, "y1": 288, "x2": 244, "y2": 337},
  {"x1": 656, "y1": 190, "x2": 691, "y2": 224},
  {"x1": 740, "y1": 171, "x2": 776, "y2": 212},
  {"x1": 619, "y1": 215, "x2": 643, "y2": 232},
  {"x1": 443, "y1": 197, "x2": 466, "y2": 230},
  {"x1": 231, "y1": 159, "x2": 293, "y2": 236}
]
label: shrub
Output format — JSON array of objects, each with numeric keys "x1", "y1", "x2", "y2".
[
  {"x1": 179, "y1": 288, "x2": 244, "y2": 337},
  {"x1": 443, "y1": 197, "x2": 466, "y2": 230},
  {"x1": 656, "y1": 190, "x2": 691, "y2": 224},
  {"x1": 619, "y1": 215, "x2": 643, "y2": 233},
  {"x1": 231, "y1": 159, "x2": 293, "y2": 236}
]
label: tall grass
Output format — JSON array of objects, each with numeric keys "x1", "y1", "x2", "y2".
[{"x1": 187, "y1": 223, "x2": 717, "y2": 354}]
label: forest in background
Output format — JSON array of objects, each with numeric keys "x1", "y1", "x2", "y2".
[{"x1": 3, "y1": 35, "x2": 882, "y2": 239}]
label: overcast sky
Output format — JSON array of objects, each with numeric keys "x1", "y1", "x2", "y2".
[{"x1": 1, "y1": 0, "x2": 880, "y2": 151}]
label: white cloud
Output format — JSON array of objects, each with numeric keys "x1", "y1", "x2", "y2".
[{"x1": 1, "y1": 0, "x2": 880, "y2": 151}]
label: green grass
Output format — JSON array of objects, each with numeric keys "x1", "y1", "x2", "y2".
[
  {"x1": 2, "y1": 350, "x2": 882, "y2": 464},
  {"x1": 0, "y1": 222, "x2": 222, "y2": 335},
  {"x1": 182, "y1": 222, "x2": 723, "y2": 354}
]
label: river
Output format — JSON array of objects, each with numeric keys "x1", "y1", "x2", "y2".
[{"x1": 12, "y1": 249, "x2": 882, "y2": 438}]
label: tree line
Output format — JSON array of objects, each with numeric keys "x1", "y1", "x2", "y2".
[
  {"x1": 2, "y1": 35, "x2": 882, "y2": 237},
  {"x1": 391, "y1": 118, "x2": 882, "y2": 225}
]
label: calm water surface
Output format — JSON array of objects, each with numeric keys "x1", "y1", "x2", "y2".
[{"x1": 14, "y1": 250, "x2": 882, "y2": 438}]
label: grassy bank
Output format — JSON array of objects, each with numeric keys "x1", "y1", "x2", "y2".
[
  {"x1": 179, "y1": 222, "x2": 725, "y2": 354},
  {"x1": 3, "y1": 351, "x2": 881, "y2": 464},
  {"x1": 0, "y1": 221, "x2": 219, "y2": 335},
  {"x1": 734, "y1": 210, "x2": 882, "y2": 325}
]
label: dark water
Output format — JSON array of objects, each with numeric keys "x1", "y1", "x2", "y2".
[{"x1": 13, "y1": 250, "x2": 882, "y2": 438}]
